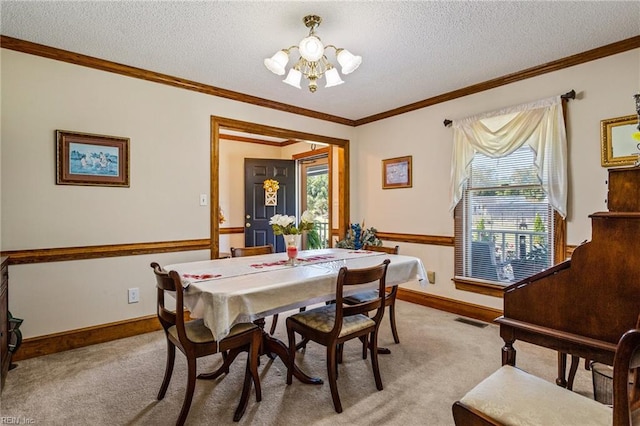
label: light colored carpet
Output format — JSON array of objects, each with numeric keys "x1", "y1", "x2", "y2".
[{"x1": 0, "y1": 301, "x2": 594, "y2": 425}]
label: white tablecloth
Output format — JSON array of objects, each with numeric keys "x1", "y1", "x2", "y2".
[{"x1": 165, "y1": 248, "x2": 426, "y2": 342}]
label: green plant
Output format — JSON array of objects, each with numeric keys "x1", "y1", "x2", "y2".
[
  {"x1": 306, "y1": 226, "x2": 322, "y2": 250},
  {"x1": 533, "y1": 213, "x2": 546, "y2": 244},
  {"x1": 476, "y1": 217, "x2": 491, "y2": 241}
]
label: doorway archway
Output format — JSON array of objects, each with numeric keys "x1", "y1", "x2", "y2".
[{"x1": 210, "y1": 116, "x2": 350, "y2": 259}]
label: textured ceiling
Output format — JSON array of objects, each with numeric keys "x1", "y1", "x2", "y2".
[{"x1": 1, "y1": 1, "x2": 639, "y2": 122}]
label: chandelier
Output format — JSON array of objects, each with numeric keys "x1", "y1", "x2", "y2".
[{"x1": 264, "y1": 15, "x2": 362, "y2": 93}]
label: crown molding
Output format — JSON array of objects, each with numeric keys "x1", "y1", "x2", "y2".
[
  {"x1": 2, "y1": 35, "x2": 638, "y2": 127},
  {"x1": 355, "y1": 36, "x2": 640, "y2": 125},
  {"x1": 0, "y1": 35, "x2": 356, "y2": 126}
]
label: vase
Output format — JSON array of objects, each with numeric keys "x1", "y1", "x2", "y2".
[{"x1": 282, "y1": 234, "x2": 301, "y2": 265}]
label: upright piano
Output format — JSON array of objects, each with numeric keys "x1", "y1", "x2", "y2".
[{"x1": 495, "y1": 167, "x2": 640, "y2": 386}]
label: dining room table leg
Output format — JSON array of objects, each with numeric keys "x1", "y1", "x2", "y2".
[
  {"x1": 198, "y1": 318, "x2": 322, "y2": 384},
  {"x1": 262, "y1": 333, "x2": 323, "y2": 385}
]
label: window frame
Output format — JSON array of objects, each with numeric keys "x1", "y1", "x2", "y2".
[
  {"x1": 451, "y1": 97, "x2": 570, "y2": 297},
  {"x1": 453, "y1": 200, "x2": 565, "y2": 297}
]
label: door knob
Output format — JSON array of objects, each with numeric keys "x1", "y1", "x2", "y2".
[
  {"x1": 246, "y1": 214, "x2": 251, "y2": 219},
  {"x1": 245, "y1": 223, "x2": 251, "y2": 227}
]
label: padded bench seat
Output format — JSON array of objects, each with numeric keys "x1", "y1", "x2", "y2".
[{"x1": 458, "y1": 365, "x2": 612, "y2": 425}]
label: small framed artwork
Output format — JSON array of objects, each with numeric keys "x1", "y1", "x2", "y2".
[
  {"x1": 56, "y1": 130, "x2": 130, "y2": 187},
  {"x1": 600, "y1": 115, "x2": 639, "y2": 167},
  {"x1": 382, "y1": 155, "x2": 412, "y2": 189}
]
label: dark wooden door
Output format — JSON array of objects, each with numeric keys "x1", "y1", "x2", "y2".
[{"x1": 244, "y1": 158, "x2": 296, "y2": 252}]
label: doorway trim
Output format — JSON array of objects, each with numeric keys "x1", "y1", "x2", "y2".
[
  {"x1": 296, "y1": 147, "x2": 331, "y2": 249},
  {"x1": 210, "y1": 116, "x2": 350, "y2": 259}
]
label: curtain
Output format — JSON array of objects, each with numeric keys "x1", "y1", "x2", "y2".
[{"x1": 449, "y1": 95, "x2": 567, "y2": 218}]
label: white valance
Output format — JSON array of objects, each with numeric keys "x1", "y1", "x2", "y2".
[{"x1": 449, "y1": 95, "x2": 567, "y2": 218}]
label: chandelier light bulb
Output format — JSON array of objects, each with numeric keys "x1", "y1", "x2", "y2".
[
  {"x1": 264, "y1": 50, "x2": 290, "y2": 76},
  {"x1": 299, "y1": 36, "x2": 324, "y2": 62},
  {"x1": 282, "y1": 68, "x2": 302, "y2": 89},
  {"x1": 324, "y1": 68, "x2": 344, "y2": 88},
  {"x1": 336, "y1": 49, "x2": 362, "y2": 75}
]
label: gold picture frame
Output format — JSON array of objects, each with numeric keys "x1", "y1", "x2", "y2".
[
  {"x1": 382, "y1": 156, "x2": 412, "y2": 189},
  {"x1": 600, "y1": 115, "x2": 639, "y2": 167}
]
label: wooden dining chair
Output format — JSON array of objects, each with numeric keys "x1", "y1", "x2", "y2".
[
  {"x1": 344, "y1": 244, "x2": 400, "y2": 359},
  {"x1": 452, "y1": 321, "x2": 640, "y2": 425},
  {"x1": 150, "y1": 262, "x2": 262, "y2": 425},
  {"x1": 286, "y1": 259, "x2": 391, "y2": 413},
  {"x1": 230, "y1": 244, "x2": 280, "y2": 334},
  {"x1": 230, "y1": 244, "x2": 274, "y2": 258}
]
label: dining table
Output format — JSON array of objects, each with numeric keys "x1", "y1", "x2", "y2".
[{"x1": 164, "y1": 247, "x2": 426, "y2": 384}]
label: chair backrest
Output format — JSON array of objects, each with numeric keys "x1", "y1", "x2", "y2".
[
  {"x1": 150, "y1": 262, "x2": 188, "y2": 341},
  {"x1": 612, "y1": 322, "x2": 640, "y2": 425},
  {"x1": 231, "y1": 244, "x2": 274, "y2": 257},
  {"x1": 363, "y1": 244, "x2": 399, "y2": 255},
  {"x1": 333, "y1": 259, "x2": 390, "y2": 336}
]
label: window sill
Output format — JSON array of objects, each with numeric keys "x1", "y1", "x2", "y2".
[{"x1": 453, "y1": 276, "x2": 508, "y2": 298}]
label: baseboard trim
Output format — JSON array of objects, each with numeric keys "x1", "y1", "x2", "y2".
[
  {"x1": 12, "y1": 314, "x2": 185, "y2": 362},
  {"x1": 397, "y1": 288, "x2": 503, "y2": 324},
  {"x1": 13, "y1": 293, "x2": 502, "y2": 361}
]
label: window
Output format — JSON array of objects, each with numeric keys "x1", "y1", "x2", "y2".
[
  {"x1": 456, "y1": 145, "x2": 555, "y2": 285},
  {"x1": 450, "y1": 96, "x2": 568, "y2": 293}
]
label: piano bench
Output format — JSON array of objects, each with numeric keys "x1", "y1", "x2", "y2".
[{"x1": 452, "y1": 365, "x2": 613, "y2": 425}]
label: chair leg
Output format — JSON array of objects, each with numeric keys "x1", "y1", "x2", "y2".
[
  {"x1": 234, "y1": 356, "x2": 252, "y2": 422},
  {"x1": 326, "y1": 344, "x2": 342, "y2": 413},
  {"x1": 158, "y1": 338, "x2": 176, "y2": 400},
  {"x1": 296, "y1": 337, "x2": 310, "y2": 351},
  {"x1": 233, "y1": 338, "x2": 261, "y2": 422},
  {"x1": 286, "y1": 322, "x2": 296, "y2": 385},
  {"x1": 221, "y1": 350, "x2": 230, "y2": 374},
  {"x1": 176, "y1": 356, "x2": 197, "y2": 426},
  {"x1": 269, "y1": 314, "x2": 279, "y2": 335},
  {"x1": 567, "y1": 355, "x2": 580, "y2": 391},
  {"x1": 369, "y1": 331, "x2": 384, "y2": 391},
  {"x1": 360, "y1": 335, "x2": 368, "y2": 360},
  {"x1": 389, "y1": 302, "x2": 400, "y2": 344},
  {"x1": 249, "y1": 334, "x2": 262, "y2": 402}
]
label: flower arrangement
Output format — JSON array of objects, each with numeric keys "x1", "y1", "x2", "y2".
[
  {"x1": 263, "y1": 179, "x2": 280, "y2": 192},
  {"x1": 269, "y1": 210, "x2": 315, "y2": 235},
  {"x1": 336, "y1": 222, "x2": 382, "y2": 250}
]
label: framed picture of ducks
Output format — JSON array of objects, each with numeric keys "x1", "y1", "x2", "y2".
[{"x1": 56, "y1": 130, "x2": 130, "y2": 187}]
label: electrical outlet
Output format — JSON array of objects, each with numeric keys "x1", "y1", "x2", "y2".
[{"x1": 128, "y1": 288, "x2": 139, "y2": 304}]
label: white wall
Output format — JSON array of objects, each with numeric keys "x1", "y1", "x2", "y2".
[
  {"x1": 353, "y1": 49, "x2": 640, "y2": 309},
  {"x1": 2, "y1": 47, "x2": 638, "y2": 338},
  {"x1": 0, "y1": 49, "x2": 354, "y2": 337}
]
